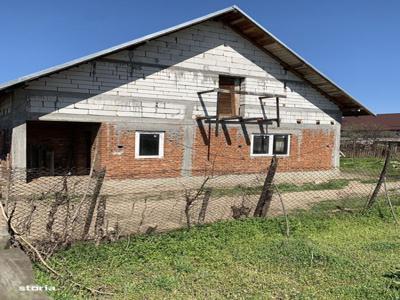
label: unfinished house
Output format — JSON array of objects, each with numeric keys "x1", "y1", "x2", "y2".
[{"x1": 0, "y1": 6, "x2": 372, "y2": 179}]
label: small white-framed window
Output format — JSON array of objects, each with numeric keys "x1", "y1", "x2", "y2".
[
  {"x1": 273, "y1": 134, "x2": 290, "y2": 156},
  {"x1": 250, "y1": 134, "x2": 290, "y2": 157},
  {"x1": 251, "y1": 134, "x2": 272, "y2": 156},
  {"x1": 135, "y1": 131, "x2": 164, "y2": 159}
]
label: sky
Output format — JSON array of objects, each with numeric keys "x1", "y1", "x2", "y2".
[{"x1": 1, "y1": 0, "x2": 399, "y2": 114}]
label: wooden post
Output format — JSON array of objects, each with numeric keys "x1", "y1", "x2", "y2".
[
  {"x1": 276, "y1": 97, "x2": 280, "y2": 127},
  {"x1": 94, "y1": 195, "x2": 107, "y2": 244},
  {"x1": 198, "y1": 188, "x2": 212, "y2": 224},
  {"x1": 82, "y1": 169, "x2": 106, "y2": 239},
  {"x1": 207, "y1": 121, "x2": 211, "y2": 161},
  {"x1": 365, "y1": 143, "x2": 394, "y2": 210},
  {"x1": 383, "y1": 177, "x2": 399, "y2": 225},
  {"x1": 254, "y1": 156, "x2": 279, "y2": 217}
]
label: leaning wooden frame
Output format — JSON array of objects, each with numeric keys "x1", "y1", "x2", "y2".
[{"x1": 196, "y1": 87, "x2": 285, "y2": 127}]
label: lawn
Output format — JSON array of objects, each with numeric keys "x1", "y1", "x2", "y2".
[
  {"x1": 211, "y1": 179, "x2": 350, "y2": 197},
  {"x1": 340, "y1": 157, "x2": 400, "y2": 178},
  {"x1": 276, "y1": 179, "x2": 350, "y2": 193},
  {"x1": 34, "y1": 199, "x2": 400, "y2": 299}
]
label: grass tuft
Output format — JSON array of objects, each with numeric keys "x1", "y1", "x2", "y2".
[{"x1": 211, "y1": 179, "x2": 350, "y2": 198}]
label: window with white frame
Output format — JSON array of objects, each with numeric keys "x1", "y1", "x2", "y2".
[
  {"x1": 252, "y1": 134, "x2": 270, "y2": 155},
  {"x1": 135, "y1": 131, "x2": 164, "y2": 158},
  {"x1": 251, "y1": 134, "x2": 290, "y2": 156}
]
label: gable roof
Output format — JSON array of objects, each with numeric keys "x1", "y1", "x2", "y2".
[
  {"x1": 0, "y1": 5, "x2": 373, "y2": 116},
  {"x1": 343, "y1": 114, "x2": 400, "y2": 131}
]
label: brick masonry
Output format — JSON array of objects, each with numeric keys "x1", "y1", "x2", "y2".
[
  {"x1": 192, "y1": 126, "x2": 335, "y2": 175},
  {"x1": 96, "y1": 123, "x2": 185, "y2": 178},
  {"x1": 91, "y1": 122, "x2": 335, "y2": 178}
]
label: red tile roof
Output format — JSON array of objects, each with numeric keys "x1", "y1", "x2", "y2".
[{"x1": 343, "y1": 114, "x2": 400, "y2": 131}]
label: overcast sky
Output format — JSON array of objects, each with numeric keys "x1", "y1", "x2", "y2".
[{"x1": 1, "y1": 0, "x2": 399, "y2": 113}]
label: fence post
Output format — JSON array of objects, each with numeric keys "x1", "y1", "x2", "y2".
[
  {"x1": 198, "y1": 188, "x2": 212, "y2": 225},
  {"x1": 82, "y1": 169, "x2": 106, "y2": 239},
  {"x1": 94, "y1": 195, "x2": 107, "y2": 244},
  {"x1": 365, "y1": 143, "x2": 394, "y2": 210},
  {"x1": 254, "y1": 156, "x2": 279, "y2": 217}
]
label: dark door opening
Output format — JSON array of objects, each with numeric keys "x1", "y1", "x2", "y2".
[{"x1": 27, "y1": 121, "x2": 100, "y2": 177}]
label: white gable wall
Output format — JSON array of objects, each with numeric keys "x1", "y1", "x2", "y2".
[{"x1": 24, "y1": 20, "x2": 341, "y2": 125}]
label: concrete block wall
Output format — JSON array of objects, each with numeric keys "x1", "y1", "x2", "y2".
[
  {"x1": 3, "y1": 18, "x2": 344, "y2": 173},
  {"x1": 27, "y1": 95, "x2": 186, "y2": 120},
  {"x1": 23, "y1": 20, "x2": 340, "y2": 125}
]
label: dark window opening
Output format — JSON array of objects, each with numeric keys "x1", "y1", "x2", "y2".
[
  {"x1": 273, "y1": 135, "x2": 289, "y2": 155},
  {"x1": 137, "y1": 132, "x2": 163, "y2": 157},
  {"x1": 218, "y1": 76, "x2": 242, "y2": 117},
  {"x1": 252, "y1": 135, "x2": 269, "y2": 155}
]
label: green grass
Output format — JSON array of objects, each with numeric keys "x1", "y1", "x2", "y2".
[
  {"x1": 341, "y1": 157, "x2": 386, "y2": 174},
  {"x1": 34, "y1": 200, "x2": 400, "y2": 299},
  {"x1": 212, "y1": 179, "x2": 350, "y2": 197},
  {"x1": 341, "y1": 157, "x2": 400, "y2": 178},
  {"x1": 276, "y1": 179, "x2": 350, "y2": 193}
]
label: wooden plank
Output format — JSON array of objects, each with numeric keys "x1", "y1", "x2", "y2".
[
  {"x1": 218, "y1": 76, "x2": 238, "y2": 117},
  {"x1": 242, "y1": 26, "x2": 259, "y2": 34},
  {"x1": 261, "y1": 40, "x2": 276, "y2": 47},
  {"x1": 217, "y1": 88, "x2": 286, "y2": 98},
  {"x1": 229, "y1": 17, "x2": 247, "y2": 25}
]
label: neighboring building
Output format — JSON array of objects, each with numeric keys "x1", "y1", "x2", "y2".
[
  {"x1": 342, "y1": 114, "x2": 400, "y2": 157},
  {"x1": 0, "y1": 6, "x2": 372, "y2": 178},
  {"x1": 343, "y1": 114, "x2": 400, "y2": 139}
]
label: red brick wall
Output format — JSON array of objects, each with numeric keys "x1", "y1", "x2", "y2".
[
  {"x1": 95, "y1": 123, "x2": 335, "y2": 179},
  {"x1": 191, "y1": 127, "x2": 335, "y2": 175},
  {"x1": 96, "y1": 123, "x2": 184, "y2": 178},
  {"x1": 26, "y1": 122, "x2": 336, "y2": 178}
]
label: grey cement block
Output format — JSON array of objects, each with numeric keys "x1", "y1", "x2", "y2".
[{"x1": 0, "y1": 249, "x2": 50, "y2": 299}]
